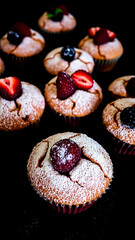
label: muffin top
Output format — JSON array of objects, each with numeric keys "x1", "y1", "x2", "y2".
[
  {"x1": 43, "y1": 46, "x2": 94, "y2": 75},
  {"x1": 108, "y1": 75, "x2": 135, "y2": 98},
  {"x1": 44, "y1": 71, "x2": 103, "y2": 117},
  {"x1": 78, "y1": 27, "x2": 123, "y2": 60},
  {"x1": 0, "y1": 77, "x2": 45, "y2": 131},
  {"x1": 38, "y1": 5, "x2": 76, "y2": 33},
  {"x1": 102, "y1": 98, "x2": 135, "y2": 145},
  {"x1": 0, "y1": 22, "x2": 45, "y2": 57},
  {"x1": 27, "y1": 132, "x2": 113, "y2": 206}
]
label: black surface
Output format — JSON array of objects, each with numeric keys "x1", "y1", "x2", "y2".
[{"x1": 1, "y1": 1, "x2": 135, "y2": 240}]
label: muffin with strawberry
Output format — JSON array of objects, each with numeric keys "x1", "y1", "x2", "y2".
[
  {"x1": 0, "y1": 22, "x2": 45, "y2": 71},
  {"x1": 44, "y1": 69, "x2": 103, "y2": 126},
  {"x1": 0, "y1": 76, "x2": 45, "y2": 132},
  {"x1": 78, "y1": 27, "x2": 123, "y2": 72}
]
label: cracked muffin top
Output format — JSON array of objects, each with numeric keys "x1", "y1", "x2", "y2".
[
  {"x1": 38, "y1": 5, "x2": 77, "y2": 33},
  {"x1": 102, "y1": 98, "x2": 135, "y2": 145},
  {"x1": 0, "y1": 77, "x2": 45, "y2": 131},
  {"x1": 44, "y1": 70, "x2": 103, "y2": 117},
  {"x1": 43, "y1": 46, "x2": 94, "y2": 75},
  {"x1": 0, "y1": 22, "x2": 45, "y2": 57},
  {"x1": 27, "y1": 132, "x2": 113, "y2": 206},
  {"x1": 108, "y1": 75, "x2": 135, "y2": 98},
  {"x1": 78, "y1": 27, "x2": 123, "y2": 60}
]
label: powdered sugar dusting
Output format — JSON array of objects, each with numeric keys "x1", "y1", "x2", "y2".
[{"x1": 27, "y1": 132, "x2": 113, "y2": 206}]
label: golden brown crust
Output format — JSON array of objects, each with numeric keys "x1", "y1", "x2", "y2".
[
  {"x1": 27, "y1": 132, "x2": 113, "y2": 206},
  {"x1": 102, "y1": 98, "x2": 135, "y2": 145},
  {"x1": 44, "y1": 76, "x2": 103, "y2": 117},
  {"x1": 0, "y1": 82, "x2": 45, "y2": 131}
]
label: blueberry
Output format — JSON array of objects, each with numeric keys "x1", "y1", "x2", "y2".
[
  {"x1": 61, "y1": 46, "x2": 76, "y2": 62},
  {"x1": 7, "y1": 31, "x2": 23, "y2": 45},
  {"x1": 120, "y1": 106, "x2": 135, "y2": 128}
]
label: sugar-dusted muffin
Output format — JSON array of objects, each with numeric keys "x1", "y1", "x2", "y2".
[
  {"x1": 44, "y1": 70, "x2": 103, "y2": 126},
  {"x1": 0, "y1": 76, "x2": 45, "y2": 131},
  {"x1": 38, "y1": 5, "x2": 77, "y2": 33},
  {"x1": 78, "y1": 27, "x2": 123, "y2": 72},
  {"x1": 27, "y1": 132, "x2": 113, "y2": 214},
  {"x1": 108, "y1": 75, "x2": 135, "y2": 98},
  {"x1": 43, "y1": 46, "x2": 94, "y2": 75},
  {"x1": 102, "y1": 98, "x2": 135, "y2": 155},
  {"x1": 0, "y1": 22, "x2": 45, "y2": 67}
]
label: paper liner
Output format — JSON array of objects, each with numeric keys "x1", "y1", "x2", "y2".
[
  {"x1": 94, "y1": 56, "x2": 121, "y2": 72},
  {"x1": 47, "y1": 200, "x2": 95, "y2": 214},
  {"x1": 113, "y1": 137, "x2": 135, "y2": 155}
]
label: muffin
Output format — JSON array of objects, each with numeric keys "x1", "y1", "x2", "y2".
[
  {"x1": 44, "y1": 70, "x2": 103, "y2": 126},
  {"x1": 78, "y1": 27, "x2": 123, "y2": 72},
  {"x1": 102, "y1": 98, "x2": 135, "y2": 155},
  {"x1": 43, "y1": 46, "x2": 94, "y2": 75},
  {"x1": 0, "y1": 22, "x2": 45, "y2": 69},
  {"x1": 38, "y1": 4, "x2": 77, "y2": 34},
  {"x1": 0, "y1": 76, "x2": 45, "y2": 131},
  {"x1": 108, "y1": 75, "x2": 135, "y2": 98},
  {"x1": 27, "y1": 132, "x2": 113, "y2": 214}
]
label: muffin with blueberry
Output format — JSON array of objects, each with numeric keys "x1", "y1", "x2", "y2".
[
  {"x1": 78, "y1": 27, "x2": 123, "y2": 72},
  {"x1": 108, "y1": 75, "x2": 135, "y2": 99},
  {"x1": 43, "y1": 46, "x2": 94, "y2": 75},
  {"x1": 44, "y1": 69, "x2": 103, "y2": 126},
  {"x1": 27, "y1": 132, "x2": 113, "y2": 214},
  {"x1": 102, "y1": 98, "x2": 135, "y2": 155},
  {"x1": 0, "y1": 22, "x2": 45, "y2": 70}
]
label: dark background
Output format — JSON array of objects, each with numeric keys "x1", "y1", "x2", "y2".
[{"x1": 1, "y1": 1, "x2": 135, "y2": 239}]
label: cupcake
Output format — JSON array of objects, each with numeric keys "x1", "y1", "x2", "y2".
[
  {"x1": 27, "y1": 132, "x2": 113, "y2": 214},
  {"x1": 0, "y1": 76, "x2": 45, "y2": 132},
  {"x1": 43, "y1": 46, "x2": 94, "y2": 76},
  {"x1": 44, "y1": 70, "x2": 103, "y2": 126},
  {"x1": 0, "y1": 22, "x2": 45, "y2": 70},
  {"x1": 38, "y1": 4, "x2": 77, "y2": 34},
  {"x1": 108, "y1": 75, "x2": 135, "y2": 98},
  {"x1": 78, "y1": 27, "x2": 123, "y2": 72},
  {"x1": 102, "y1": 98, "x2": 135, "y2": 155}
]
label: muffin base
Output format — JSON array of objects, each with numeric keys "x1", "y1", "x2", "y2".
[
  {"x1": 113, "y1": 137, "x2": 135, "y2": 155},
  {"x1": 94, "y1": 56, "x2": 121, "y2": 72}
]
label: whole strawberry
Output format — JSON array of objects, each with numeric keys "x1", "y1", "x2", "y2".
[{"x1": 56, "y1": 71, "x2": 76, "y2": 100}]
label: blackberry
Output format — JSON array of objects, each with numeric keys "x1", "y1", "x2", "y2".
[
  {"x1": 61, "y1": 46, "x2": 76, "y2": 62},
  {"x1": 120, "y1": 106, "x2": 135, "y2": 128}
]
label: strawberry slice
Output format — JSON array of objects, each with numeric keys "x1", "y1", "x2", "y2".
[
  {"x1": 11, "y1": 22, "x2": 31, "y2": 37},
  {"x1": 71, "y1": 70, "x2": 93, "y2": 90},
  {"x1": 0, "y1": 77, "x2": 22, "y2": 100},
  {"x1": 88, "y1": 27, "x2": 101, "y2": 37},
  {"x1": 106, "y1": 29, "x2": 116, "y2": 40}
]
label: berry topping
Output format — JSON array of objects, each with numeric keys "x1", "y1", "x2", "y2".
[
  {"x1": 88, "y1": 27, "x2": 116, "y2": 45},
  {"x1": 7, "y1": 22, "x2": 31, "y2": 45},
  {"x1": 56, "y1": 71, "x2": 76, "y2": 100},
  {"x1": 61, "y1": 46, "x2": 76, "y2": 62},
  {"x1": 58, "y1": 4, "x2": 68, "y2": 15},
  {"x1": 120, "y1": 107, "x2": 135, "y2": 129},
  {"x1": 126, "y1": 77, "x2": 135, "y2": 97},
  {"x1": 0, "y1": 77, "x2": 22, "y2": 100},
  {"x1": 71, "y1": 70, "x2": 93, "y2": 90},
  {"x1": 50, "y1": 139, "x2": 81, "y2": 173},
  {"x1": 47, "y1": 7, "x2": 63, "y2": 22}
]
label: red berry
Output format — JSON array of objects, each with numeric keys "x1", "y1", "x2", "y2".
[
  {"x1": 71, "y1": 70, "x2": 93, "y2": 90},
  {"x1": 94, "y1": 28, "x2": 110, "y2": 45},
  {"x1": 56, "y1": 71, "x2": 76, "y2": 100},
  {"x1": 50, "y1": 139, "x2": 81, "y2": 173},
  {"x1": 11, "y1": 22, "x2": 31, "y2": 37},
  {"x1": 88, "y1": 27, "x2": 101, "y2": 37},
  {"x1": 58, "y1": 4, "x2": 68, "y2": 15},
  {"x1": 0, "y1": 76, "x2": 22, "y2": 100},
  {"x1": 106, "y1": 29, "x2": 116, "y2": 40}
]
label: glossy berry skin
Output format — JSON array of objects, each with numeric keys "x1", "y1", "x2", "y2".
[
  {"x1": 50, "y1": 139, "x2": 81, "y2": 173},
  {"x1": 61, "y1": 46, "x2": 76, "y2": 62},
  {"x1": 56, "y1": 71, "x2": 76, "y2": 100},
  {"x1": 120, "y1": 107, "x2": 135, "y2": 129},
  {"x1": 0, "y1": 76, "x2": 22, "y2": 100},
  {"x1": 94, "y1": 28, "x2": 110, "y2": 45},
  {"x1": 7, "y1": 31, "x2": 23, "y2": 45}
]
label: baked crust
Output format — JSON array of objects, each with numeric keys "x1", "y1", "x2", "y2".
[
  {"x1": 43, "y1": 47, "x2": 94, "y2": 75},
  {"x1": 0, "y1": 82, "x2": 45, "y2": 131},
  {"x1": 102, "y1": 98, "x2": 135, "y2": 145},
  {"x1": 27, "y1": 132, "x2": 113, "y2": 206},
  {"x1": 44, "y1": 76, "x2": 103, "y2": 117}
]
